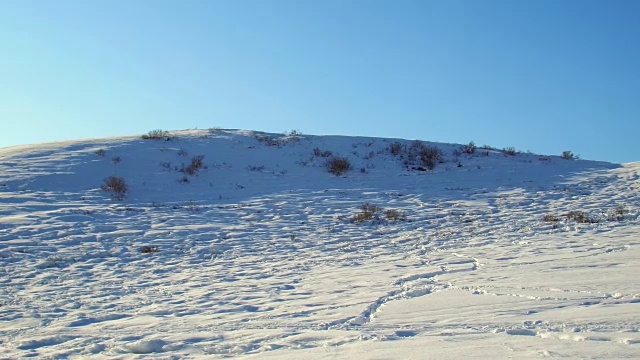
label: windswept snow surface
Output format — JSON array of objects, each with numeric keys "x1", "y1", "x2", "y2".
[{"x1": 0, "y1": 129, "x2": 638, "y2": 359}]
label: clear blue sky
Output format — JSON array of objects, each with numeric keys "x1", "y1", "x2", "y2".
[{"x1": 1, "y1": 0, "x2": 638, "y2": 163}]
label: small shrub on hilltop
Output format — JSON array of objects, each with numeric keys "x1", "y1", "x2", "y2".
[
  {"x1": 561, "y1": 151, "x2": 575, "y2": 160},
  {"x1": 461, "y1": 141, "x2": 476, "y2": 155},
  {"x1": 141, "y1": 129, "x2": 170, "y2": 140},
  {"x1": 326, "y1": 156, "x2": 351, "y2": 176},
  {"x1": 286, "y1": 129, "x2": 303, "y2": 137},
  {"x1": 388, "y1": 140, "x2": 444, "y2": 170},
  {"x1": 503, "y1": 147, "x2": 518, "y2": 156},
  {"x1": 255, "y1": 134, "x2": 282, "y2": 147},
  {"x1": 101, "y1": 176, "x2": 128, "y2": 200}
]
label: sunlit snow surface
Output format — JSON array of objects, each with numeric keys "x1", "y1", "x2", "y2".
[{"x1": 0, "y1": 130, "x2": 638, "y2": 359}]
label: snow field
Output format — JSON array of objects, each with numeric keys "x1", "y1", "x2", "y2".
[{"x1": 0, "y1": 129, "x2": 638, "y2": 358}]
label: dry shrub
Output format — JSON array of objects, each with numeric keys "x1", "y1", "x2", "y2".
[
  {"x1": 140, "y1": 246, "x2": 159, "y2": 253},
  {"x1": 287, "y1": 129, "x2": 303, "y2": 137},
  {"x1": 607, "y1": 206, "x2": 627, "y2": 221},
  {"x1": 141, "y1": 129, "x2": 169, "y2": 140},
  {"x1": 351, "y1": 203, "x2": 381, "y2": 223},
  {"x1": 385, "y1": 209, "x2": 407, "y2": 221},
  {"x1": 182, "y1": 155, "x2": 205, "y2": 176},
  {"x1": 461, "y1": 141, "x2": 476, "y2": 154},
  {"x1": 419, "y1": 146, "x2": 443, "y2": 170},
  {"x1": 389, "y1": 142, "x2": 405, "y2": 155},
  {"x1": 388, "y1": 140, "x2": 444, "y2": 170},
  {"x1": 543, "y1": 214, "x2": 560, "y2": 222},
  {"x1": 326, "y1": 156, "x2": 351, "y2": 175},
  {"x1": 255, "y1": 134, "x2": 282, "y2": 147},
  {"x1": 564, "y1": 211, "x2": 597, "y2": 224},
  {"x1": 101, "y1": 176, "x2": 128, "y2": 200},
  {"x1": 313, "y1": 148, "x2": 333, "y2": 157}
]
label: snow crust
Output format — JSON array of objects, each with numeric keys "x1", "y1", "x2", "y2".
[{"x1": 0, "y1": 129, "x2": 638, "y2": 358}]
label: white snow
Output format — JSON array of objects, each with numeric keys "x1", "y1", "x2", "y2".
[{"x1": 0, "y1": 129, "x2": 638, "y2": 359}]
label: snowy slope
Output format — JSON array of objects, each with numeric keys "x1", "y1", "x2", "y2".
[{"x1": 0, "y1": 129, "x2": 638, "y2": 359}]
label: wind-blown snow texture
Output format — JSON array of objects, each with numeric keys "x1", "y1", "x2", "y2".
[{"x1": 0, "y1": 129, "x2": 638, "y2": 359}]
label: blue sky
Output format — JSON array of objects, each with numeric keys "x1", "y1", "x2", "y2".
[{"x1": 1, "y1": 0, "x2": 638, "y2": 163}]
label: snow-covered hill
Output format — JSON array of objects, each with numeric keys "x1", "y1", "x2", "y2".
[{"x1": 1, "y1": 129, "x2": 638, "y2": 359}]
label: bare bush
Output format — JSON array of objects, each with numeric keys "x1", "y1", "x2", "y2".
[
  {"x1": 561, "y1": 151, "x2": 575, "y2": 160},
  {"x1": 287, "y1": 129, "x2": 303, "y2": 137},
  {"x1": 461, "y1": 141, "x2": 476, "y2": 154},
  {"x1": 607, "y1": 205, "x2": 627, "y2": 221},
  {"x1": 326, "y1": 156, "x2": 351, "y2": 176},
  {"x1": 351, "y1": 203, "x2": 381, "y2": 223},
  {"x1": 313, "y1": 148, "x2": 333, "y2": 157},
  {"x1": 503, "y1": 147, "x2": 518, "y2": 156},
  {"x1": 543, "y1": 214, "x2": 560, "y2": 222},
  {"x1": 350, "y1": 204, "x2": 407, "y2": 223},
  {"x1": 420, "y1": 146, "x2": 443, "y2": 170},
  {"x1": 385, "y1": 209, "x2": 407, "y2": 221},
  {"x1": 101, "y1": 176, "x2": 128, "y2": 200},
  {"x1": 389, "y1": 140, "x2": 443, "y2": 170},
  {"x1": 182, "y1": 155, "x2": 205, "y2": 176},
  {"x1": 564, "y1": 211, "x2": 597, "y2": 224},
  {"x1": 140, "y1": 246, "x2": 159, "y2": 253},
  {"x1": 141, "y1": 129, "x2": 169, "y2": 140},
  {"x1": 388, "y1": 142, "x2": 405, "y2": 155}
]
